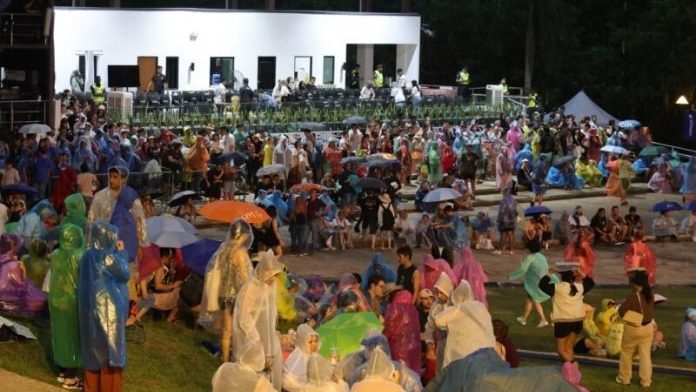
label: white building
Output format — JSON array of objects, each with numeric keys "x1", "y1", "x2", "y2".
[{"x1": 52, "y1": 7, "x2": 421, "y2": 92}]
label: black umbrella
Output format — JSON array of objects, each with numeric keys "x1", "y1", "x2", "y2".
[
  {"x1": 343, "y1": 116, "x2": 368, "y2": 126},
  {"x1": 364, "y1": 158, "x2": 400, "y2": 169},
  {"x1": 168, "y1": 190, "x2": 201, "y2": 208},
  {"x1": 341, "y1": 156, "x2": 367, "y2": 165},
  {"x1": 1, "y1": 184, "x2": 38, "y2": 197},
  {"x1": 359, "y1": 177, "x2": 387, "y2": 190},
  {"x1": 214, "y1": 151, "x2": 247, "y2": 164},
  {"x1": 295, "y1": 122, "x2": 327, "y2": 133}
]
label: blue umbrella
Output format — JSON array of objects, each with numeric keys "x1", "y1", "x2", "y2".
[
  {"x1": 341, "y1": 156, "x2": 366, "y2": 165},
  {"x1": 146, "y1": 216, "x2": 198, "y2": 248},
  {"x1": 651, "y1": 200, "x2": 682, "y2": 213},
  {"x1": 214, "y1": 151, "x2": 246, "y2": 164},
  {"x1": 364, "y1": 158, "x2": 400, "y2": 169},
  {"x1": 685, "y1": 201, "x2": 696, "y2": 211},
  {"x1": 343, "y1": 116, "x2": 367, "y2": 126},
  {"x1": 182, "y1": 238, "x2": 222, "y2": 276},
  {"x1": 618, "y1": 120, "x2": 641, "y2": 129},
  {"x1": 423, "y1": 187, "x2": 463, "y2": 204},
  {"x1": 1, "y1": 184, "x2": 37, "y2": 197},
  {"x1": 524, "y1": 205, "x2": 553, "y2": 217},
  {"x1": 359, "y1": 177, "x2": 387, "y2": 190}
]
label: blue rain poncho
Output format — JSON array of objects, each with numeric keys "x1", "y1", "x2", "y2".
[
  {"x1": 514, "y1": 144, "x2": 534, "y2": 171},
  {"x1": 77, "y1": 221, "x2": 130, "y2": 371},
  {"x1": 681, "y1": 156, "x2": 696, "y2": 195},
  {"x1": 509, "y1": 252, "x2": 557, "y2": 303},
  {"x1": 16, "y1": 199, "x2": 56, "y2": 244},
  {"x1": 109, "y1": 186, "x2": 140, "y2": 262},
  {"x1": 362, "y1": 252, "x2": 397, "y2": 290}
]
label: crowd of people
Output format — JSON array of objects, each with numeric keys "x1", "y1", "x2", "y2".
[{"x1": 1, "y1": 87, "x2": 696, "y2": 392}]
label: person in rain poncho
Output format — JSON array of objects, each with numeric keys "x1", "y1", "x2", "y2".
[
  {"x1": 350, "y1": 347, "x2": 405, "y2": 392},
  {"x1": 16, "y1": 199, "x2": 56, "y2": 245},
  {"x1": 383, "y1": 288, "x2": 421, "y2": 372},
  {"x1": 48, "y1": 224, "x2": 84, "y2": 390},
  {"x1": 575, "y1": 154, "x2": 602, "y2": 188},
  {"x1": 452, "y1": 246, "x2": 488, "y2": 306},
  {"x1": 605, "y1": 155, "x2": 632, "y2": 205},
  {"x1": 595, "y1": 298, "x2": 619, "y2": 339},
  {"x1": 20, "y1": 239, "x2": 49, "y2": 288},
  {"x1": 509, "y1": 240, "x2": 553, "y2": 328},
  {"x1": 61, "y1": 193, "x2": 88, "y2": 233},
  {"x1": 423, "y1": 272, "x2": 454, "y2": 377},
  {"x1": 233, "y1": 249, "x2": 284, "y2": 390},
  {"x1": 433, "y1": 280, "x2": 496, "y2": 369},
  {"x1": 679, "y1": 308, "x2": 696, "y2": 361},
  {"x1": 0, "y1": 234, "x2": 45, "y2": 318},
  {"x1": 77, "y1": 221, "x2": 130, "y2": 392},
  {"x1": 495, "y1": 182, "x2": 518, "y2": 255},
  {"x1": 302, "y1": 354, "x2": 349, "y2": 392},
  {"x1": 647, "y1": 162, "x2": 673, "y2": 194},
  {"x1": 426, "y1": 141, "x2": 441, "y2": 184},
  {"x1": 201, "y1": 219, "x2": 254, "y2": 362},
  {"x1": 273, "y1": 136, "x2": 293, "y2": 175},
  {"x1": 495, "y1": 146, "x2": 514, "y2": 191},
  {"x1": 680, "y1": 156, "x2": 696, "y2": 203},
  {"x1": 212, "y1": 340, "x2": 276, "y2": 392},
  {"x1": 531, "y1": 155, "x2": 549, "y2": 205},
  {"x1": 283, "y1": 323, "x2": 321, "y2": 392},
  {"x1": 624, "y1": 231, "x2": 657, "y2": 287}
]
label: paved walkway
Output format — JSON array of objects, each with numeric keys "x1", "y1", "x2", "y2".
[{"x1": 0, "y1": 369, "x2": 61, "y2": 392}]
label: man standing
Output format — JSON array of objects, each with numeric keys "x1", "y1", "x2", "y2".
[
  {"x1": 456, "y1": 66, "x2": 470, "y2": 99},
  {"x1": 238, "y1": 78, "x2": 254, "y2": 107},
  {"x1": 70, "y1": 70, "x2": 84, "y2": 94},
  {"x1": 365, "y1": 274, "x2": 386, "y2": 318},
  {"x1": 349, "y1": 64, "x2": 361, "y2": 89},
  {"x1": 373, "y1": 64, "x2": 384, "y2": 88},
  {"x1": 90, "y1": 75, "x2": 105, "y2": 106},
  {"x1": 146, "y1": 66, "x2": 167, "y2": 95},
  {"x1": 307, "y1": 189, "x2": 326, "y2": 253},
  {"x1": 396, "y1": 68, "x2": 408, "y2": 89},
  {"x1": 459, "y1": 143, "x2": 478, "y2": 198}
]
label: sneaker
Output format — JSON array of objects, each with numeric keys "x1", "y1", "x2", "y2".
[
  {"x1": 615, "y1": 376, "x2": 630, "y2": 385},
  {"x1": 62, "y1": 378, "x2": 82, "y2": 390},
  {"x1": 56, "y1": 374, "x2": 66, "y2": 384},
  {"x1": 537, "y1": 320, "x2": 549, "y2": 328},
  {"x1": 516, "y1": 316, "x2": 526, "y2": 326},
  {"x1": 492, "y1": 250, "x2": 502, "y2": 255}
]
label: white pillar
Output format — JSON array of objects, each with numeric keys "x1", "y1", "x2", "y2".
[
  {"x1": 356, "y1": 44, "x2": 374, "y2": 88},
  {"x1": 396, "y1": 44, "x2": 419, "y2": 83}
]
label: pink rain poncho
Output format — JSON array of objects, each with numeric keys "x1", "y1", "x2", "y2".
[
  {"x1": 0, "y1": 234, "x2": 46, "y2": 318},
  {"x1": 383, "y1": 290, "x2": 421, "y2": 373},
  {"x1": 452, "y1": 247, "x2": 489, "y2": 306},
  {"x1": 418, "y1": 256, "x2": 456, "y2": 292}
]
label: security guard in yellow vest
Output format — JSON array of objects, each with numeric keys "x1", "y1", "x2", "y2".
[
  {"x1": 527, "y1": 91, "x2": 539, "y2": 116},
  {"x1": 373, "y1": 64, "x2": 384, "y2": 88},
  {"x1": 90, "y1": 75, "x2": 105, "y2": 105},
  {"x1": 456, "y1": 66, "x2": 470, "y2": 98},
  {"x1": 500, "y1": 78, "x2": 509, "y2": 96}
]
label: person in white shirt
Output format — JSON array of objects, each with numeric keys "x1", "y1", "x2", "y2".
[
  {"x1": 273, "y1": 80, "x2": 290, "y2": 104},
  {"x1": 348, "y1": 124, "x2": 363, "y2": 154},
  {"x1": 360, "y1": 82, "x2": 375, "y2": 101},
  {"x1": 680, "y1": 210, "x2": 696, "y2": 242},
  {"x1": 396, "y1": 68, "x2": 408, "y2": 89},
  {"x1": 222, "y1": 127, "x2": 236, "y2": 153},
  {"x1": 334, "y1": 209, "x2": 353, "y2": 250},
  {"x1": 409, "y1": 80, "x2": 422, "y2": 116},
  {"x1": 213, "y1": 79, "x2": 227, "y2": 104}
]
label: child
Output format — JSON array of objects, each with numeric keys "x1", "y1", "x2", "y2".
[
  {"x1": 333, "y1": 209, "x2": 353, "y2": 250},
  {"x1": 472, "y1": 211, "x2": 494, "y2": 250},
  {"x1": 415, "y1": 214, "x2": 433, "y2": 249},
  {"x1": 394, "y1": 208, "x2": 416, "y2": 248}
]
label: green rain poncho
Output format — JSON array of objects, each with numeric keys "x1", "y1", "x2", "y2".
[
  {"x1": 61, "y1": 193, "x2": 87, "y2": 233},
  {"x1": 48, "y1": 224, "x2": 85, "y2": 368},
  {"x1": 21, "y1": 239, "x2": 49, "y2": 288},
  {"x1": 427, "y1": 141, "x2": 442, "y2": 183}
]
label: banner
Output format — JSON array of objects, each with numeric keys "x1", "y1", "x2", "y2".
[{"x1": 684, "y1": 110, "x2": 696, "y2": 140}]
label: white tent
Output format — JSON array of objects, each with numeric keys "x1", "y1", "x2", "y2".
[{"x1": 561, "y1": 90, "x2": 618, "y2": 125}]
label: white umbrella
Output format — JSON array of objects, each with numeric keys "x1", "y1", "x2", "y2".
[
  {"x1": 18, "y1": 123, "x2": 51, "y2": 135},
  {"x1": 600, "y1": 145, "x2": 630, "y2": 155},
  {"x1": 256, "y1": 164, "x2": 286, "y2": 177}
]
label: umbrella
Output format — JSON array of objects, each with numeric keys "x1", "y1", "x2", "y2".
[
  {"x1": 18, "y1": 123, "x2": 51, "y2": 135},
  {"x1": 148, "y1": 231, "x2": 198, "y2": 249},
  {"x1": 552, "y1": 155, "x2": 576, "y2": 166},
  {"x1": 600, "y1": 145, "x2": 630, "y2": 155},
  {"x1": 294, "y1": 122, "x2": 327, "y2": 133},
  {"x1": 1, "y1": 184, "x2": 37, "y2": 197},
  {"x1": 685, "y1": 201, "x2": 696, "y2": 211},
  {"x1": 366, "y1": 153, "x2": 397, "y2": 161},
  {"x1": 423, "y1": 188, "x2": 463, "y2": 204},
  {"x1": 364, "y1": 159, "x2": 400, "y2": 169},
  {"x1": 317, "y1": 312, "x2": 383, "y2": 359},
  {"x1": 199, "y1": 200, "x2": 271, "y2": 224},
  {"x1": 618, "y1": 120, "x2": 641, "y2": 129},
  {"x1": 638, "y1": 145, "x2": 669, "y2": 158},
  {"x1": 138, "y1": 245, "x2": 186, "y2": 281},
  {"x1": 0, "y1": 315, "x2": 37, "y2": 340},
  {"x1": 182, "y1": 238, "x2": 222, "y2": 276},
  {"x1": 340, "y1": 156, "x2": 367, "y2": 165},
  {"x1": 146, "y1": 216, "x2": 198, "y2": 248},
  {"x1": 524, "y1": 205, "x2": 553, "y2": 217},
  {"x1": 359, "y1": 177, "x2": 387, "y2": 190},
  {"x1": 290, "y1": 183, "x2": 322, "y2": 193},
  {"x1": 214, "y1": 151, "x2": 247, "y2": 164},
  {"x1": 343, "y1": 116, "x2": 367, "y2": 126},
  {"x1": 168, "y1": 190, "x2": 201, "y2": 208},
  {"x1": 256, "y1": 164, "x2": 286, "y2": 177},
  {"x1": 650, "y1": 200, "x2": 682, "y2": 213}
]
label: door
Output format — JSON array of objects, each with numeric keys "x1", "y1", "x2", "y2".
[
  {"x1": 137, "y1": 56, "x2": 158, "y2": 92},
  {"x1": 294, "y1": 56, "x2": 312, "y2": 83},
  {"x1": 257, "y1": 56, "x2": 276, "y2": 90},
  {"x1": 210, "y1": 57, "x2": 234, "y2": 87}
]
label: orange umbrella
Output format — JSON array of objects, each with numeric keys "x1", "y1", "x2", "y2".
[
  {"x1": 290, "y1": 183, "x2": 322, "y2": 193},
  {"x1": 199, "y1": 200, "x2": 271, "y2": 224}
]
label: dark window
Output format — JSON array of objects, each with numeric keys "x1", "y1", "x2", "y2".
[
  {"x1": 257, "y1": 56, "x2": 276, "y2": 90},
  {"x1": 166, "y1": 56, "x2": 179, "y2": 89},
  {"x1": 323, "y1": 56, "x2": 334, "y2": 85},
  {"x1": 210, "y1": 57, "x2": 234, "y2": 87}
]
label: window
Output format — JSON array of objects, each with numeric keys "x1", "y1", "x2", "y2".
[
  {"x1": 210, "y1": 57, "x2": 234, "y2": 88},
  {"x1": 323, "y1": 56, "x2": 335, "y2": 85},
  {"x1": 166, "y1": 57, "x2": 179, "y2": 90},
  {"x1": 293, "y1": 56, "x2": 312, "y2": 83},
  {"x1": 257, "y1": 56, "x2": 276, "y2": 90},
  {"x1": 78, "y1": 53, "x2": 99, "y2": 81}
]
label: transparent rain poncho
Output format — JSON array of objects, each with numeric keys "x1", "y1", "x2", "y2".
[
  {"x1": 284, "y1": 323, "x2": 321, "y2": 392},
  {"x1": 0, "y1": 234, "x2": 45, "y2": 318},
  {"x1": 303, "y1": 354, "x2": 348, "y2": 392},
  {"x1": 350, "y1": 347, "x2": 405, "y2": 392},
  {"x1": 212, "y1": 340, "x2": 276, "y2": 392},
  {"x1": 233, "y1": 250, "x2": 284, "y2": 390},
  {"x1": 77, "y1": 221, "x2": 130, "y2": 370},
  {"x1": 48, "y1": 223, "x2": 84, "y2": 368},
  {"x1": 61, "y1": 193, "x2": 87, "y2": 233},
  {"x1": 434, "y1": 281, "x2": 496, "y2": 368}
]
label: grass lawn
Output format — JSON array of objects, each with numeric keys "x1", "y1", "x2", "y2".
[{"x1": 0, "y1": 287, "x2": 694, "y2": 391}]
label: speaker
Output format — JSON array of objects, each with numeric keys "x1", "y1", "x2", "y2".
[{"x1": 189, "y1": 63, "x2": 195, "y2": 71}]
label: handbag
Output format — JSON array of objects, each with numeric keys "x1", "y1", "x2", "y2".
[{"x1": 622, "y1": 293, "x2": 644, "y2": 327}]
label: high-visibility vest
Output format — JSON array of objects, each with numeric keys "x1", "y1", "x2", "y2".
[
  {"x1": 373, "y1": 70, "x2": 384, "y2": 88},
  {"x1": 528, "y1": 93, "x2": 538, "y2": 108},
  {"x1": 92, "y1": 84, "x2": 105, "y2": 104},
  {"x1": 458, "y1": 70, "x2": 470, "y2": 86},
  {"x1": 502, "y1": 83, "x2": 509, "y2": 95}
]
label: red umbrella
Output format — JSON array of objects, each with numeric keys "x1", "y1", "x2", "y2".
[{"x1": 138, "y1": 245, "x2": 188, "y2": 281}]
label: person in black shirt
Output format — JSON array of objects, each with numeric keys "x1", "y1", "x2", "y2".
[
  {"x1": 359, "y1": 189, "x2": 379, "y2": 249},
  {"x1": 396, "y1": 246, "x2": 420, "y2": 303},
  {"x1": 238, "y1": 78, "x2": 254, "y2": 107},
  {"x1": 459, "y1": 144, "x2": 478, "y2": 197},
  {"x1": 147, "y1": 66, "x2": 167, "y2": 95}
]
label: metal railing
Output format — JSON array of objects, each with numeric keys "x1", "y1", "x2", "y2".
[
  {"x1": 652, "y1": 141, "x2": 696, "y2": 160},
  {"x1": 0, "y1": 99, "x2": 48, "y2": 130}
]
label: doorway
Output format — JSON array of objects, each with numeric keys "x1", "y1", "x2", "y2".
[
  {"x1": 257, "y1": 56, "x2": 276, "y2": 90},
  {"x1": 137, "y1": 56, "x2": 158, "y2": 91},
  {"x1": 294, "y1": 56, "x2": 312, "y2": 83},
  {"x1": 210, "y1": 57, "x2": 234, "y2": 87}
]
